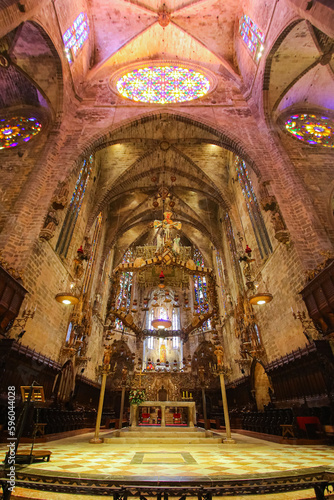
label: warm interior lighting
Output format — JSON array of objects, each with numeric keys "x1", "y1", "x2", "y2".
[
  {"x1": 151, "y1": 318, "x2": 172, "y2": 329},
  {"x1": 55, "y1": 293, "x2": 79, "y2": 305},
  {"x1": 249, "y1": 292, "x2": 273, "y2": 305}
]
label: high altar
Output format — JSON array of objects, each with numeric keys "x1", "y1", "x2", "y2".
[{"x1": 130, "y1": 401, "x2": 196, "y2": 428}]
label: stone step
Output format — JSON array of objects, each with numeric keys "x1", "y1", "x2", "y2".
[
  {"x1": 119, "y1": 431, "x2": 204, "y2": 438},
  {"x1": 103, "y1": 436, "x2": 222, "y2": 444},
  {"x1": 129, "y1": 426, "x2": 197, "y2": 432}
]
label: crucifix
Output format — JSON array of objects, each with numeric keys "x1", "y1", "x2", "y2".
[
  {"x1": 154, "y1": 211, "x2": 181, "y2": 243},
  {"x1": 135, "y1": 369, "x2": 144, "y2": 388}
]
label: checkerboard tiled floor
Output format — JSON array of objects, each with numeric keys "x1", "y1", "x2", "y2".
[
  {"x1": 2, "y1": 430, "x2": 334, "y2": 499},
  {"x1": 1, "y1": 429, "x2": 333, "y2": 478}
]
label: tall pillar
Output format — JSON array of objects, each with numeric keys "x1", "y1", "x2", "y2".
[
  {"x1": 202, "y1": 387, "x2": 208, "y2": 430},
  {"x1": 118, "y1": 385, "x2": 126, "y2": 429},
  {"x1": 130, "y1": 404, "x2": 138, "y2": 428},
  {"x1": 188, "y1": 405, "x2": 194, "y2": 428},
  {"x1": 161, "y1": 405, "x2": 166, "y2": 427}
]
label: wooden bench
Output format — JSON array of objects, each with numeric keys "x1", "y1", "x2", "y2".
[
  {"x1": 5, "y1": 450, "x2": 52, "y2": 465},
  {"x1": 281, "y1": 424, "x2": 295, "y2": 438}
]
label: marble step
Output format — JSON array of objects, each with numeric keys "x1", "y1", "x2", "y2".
[
  {"x1": 119, "y1": 431, "x2": 204, "y2": 438},
  {"x1": 103, "y1": 436, "x2": 222, "y2": 444},
  {"x1": 129, "y1": 426, "x2": 197, "y2": 432}
]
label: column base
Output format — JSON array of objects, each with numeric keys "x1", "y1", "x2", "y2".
[
  {"x1": 89, "y1": 437, "x2": 103, "y2": 444},
  {"x1": 223, "y1": 438, "x2": 236, "y2": 444}
]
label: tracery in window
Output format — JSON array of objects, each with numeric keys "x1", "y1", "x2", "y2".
[
  {"x1": 192, "y1": 248, "x2": 211, "y2": 330},
  {"x1": 284, "y1": 114, "x2": 334, "y2": 148},
  {"x1": 147, "y1": 336, "x2": 154, "y2": 349},
  {"x1": 193, "y1": 247, "x2": 204, "y2": 267},
  {"x1": 0, "y1": 116, "x2": 42, "y2": 150},
  {"x1": 215, "y1": 250, "x2": 227, "y2": 313},
  {"x1": 115, "y1": 248, "x2": 134, "y2": 331},
  {"x1": 63, "y1": 12, "x2": 89, "y2": 64},
  {"x1": 239, "y1": 15, "x2": 265, "y2": 62},
  {"x1": 56, "y1": 155, "x2": 93, "y2": 257},
  {"x1": 235, "y1": 157, "x2": 272, "y2": 259},
  {"x1": 82, "y1": 213, "x2": 102, "y2": 295}
]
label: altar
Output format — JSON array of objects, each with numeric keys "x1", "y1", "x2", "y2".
[{"x1": 130, "y1": 401, "x2": 196, "y2": 428}]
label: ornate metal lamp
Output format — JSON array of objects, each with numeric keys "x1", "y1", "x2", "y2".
[
  {"x1": 249, "y1": 292, "x2": 273, "y2": 305},
  {"x1": 55, "y1": 292, "x2": 79, "y2": 305},
  {"x1": 151, "y1": 318, "x2": 172, "y2": 329}
]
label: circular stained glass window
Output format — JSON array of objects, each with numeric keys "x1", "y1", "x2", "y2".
[
  {"x1": 285, "y1": 114, "x2": 334, "y2": 148},
  {"x1": 0, "y1": 116, "x2": 42, "y2": 150},
  {"x1": 116, "y1": 66, "x2": 211, "y2": 104}
]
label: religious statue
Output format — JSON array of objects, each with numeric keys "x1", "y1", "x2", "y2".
[
  {"x1": 214, "y1": 345, "x2": 224, "y2": 367},
  {"x1": 173, "y1": 235, "x2": 181, "y2": 254},
  {"x1": 39, "y1": 207, "x2": 59, "y2": 241},
  {"x1": 157, "y1": 232, "x2": 163, "y2": 250},
  {"x1": 160, "y1": 343, "x2": 167, "y2": 363},
  {"x1": 121, "y1": 366, "x2": 128, "y2": 383},
  {"x1": 103, "y1": 345, "x2": 112, "y2": 366},
  {"x1": 154, "y1": 212, "x2": 181, "y2": 243},
  {"x1": 261, "y1": 193, "x2": 290, "y2": 245},
  {"x1": 52, "y1": 180, "x2": 69, "y2": 210}
]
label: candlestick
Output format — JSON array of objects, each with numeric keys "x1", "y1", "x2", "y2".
[
  {"x1": 190, "y1": 392, "x2": 192, "y2": 399},
  {"x1": 186, "y1": 390, "x2": 188, "y2": 399}
]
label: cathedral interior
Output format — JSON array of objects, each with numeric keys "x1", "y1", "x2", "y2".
[{"x1": 0, "y1": 0, "x2": 334, "y2": 498}]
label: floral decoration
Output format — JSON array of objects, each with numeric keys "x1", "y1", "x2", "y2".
[{"x1": 129, "y1": 389, "x2": 146, "y2": 405}]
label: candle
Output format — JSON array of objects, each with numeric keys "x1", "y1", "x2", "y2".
[
  {"x1": 182, "y1": 391, "x2": 185, "y2": 398},
  {"x1": 186, "y1": 391, "x2": 188, "y2": 399},
  {"x1": 190, "y1": 392, "x2": 192, "y2": 399}
]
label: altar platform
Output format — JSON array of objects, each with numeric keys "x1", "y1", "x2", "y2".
[{"x1": 103, "y1": 426, "x2": 223, "y2": 444}]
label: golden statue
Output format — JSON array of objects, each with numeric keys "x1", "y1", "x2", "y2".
[
  {"x1": 160, "y1": 343, "x2": 166, "y2": 363},
  {"x1": 214, "y1": 345, "x2": 224, "y2": 367}
]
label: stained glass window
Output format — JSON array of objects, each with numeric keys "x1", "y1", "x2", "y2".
[
  {"x1": 147, "y1": 336, "x2": 154, "y2": 349},
  {"x1": 285, "y1": 114, "x2": 334, "y2": 148},
  {"x1": 56, "y1": 155, "x2": 93, "y2": 257},
  {"x1": 172, "y1": 308, "x2": 180, "y2": 330},
  {"x1": 116, "y1": 66, "x2": 210, "y2": 104},
  {"x1": 235, "y1": 157, "x2": 272, "y2": 258},
  {"x1": 192, "y1": 248, "x2": 209, "y2": 329},
  {"x1": 193, "y1": 248, "x2": 205, "y2": 268},
  {"x1": 63, "y1": 12, "x2": 89, "y2": 64},
  {"x1": 115, "y1": 248, "x2": 134, "y2": 331},
  {"x1": 215, "y1": 250, "x2": 227, "y2": 312},
  {"x1": 122, "y1": 248, "x2": 134, "y2": 263},
  {"x1": 225, "y1": 213, "x2": 244, "y2": 290},
  {"x1": 239, "y1": 15, "x2": 265, "y2": 62},
  {"x1": 0, "y1": 116, "x2": 41, "y2": 150},
  {"x1": 82, "y1": 213, "x2": 102, "y2": 295}
]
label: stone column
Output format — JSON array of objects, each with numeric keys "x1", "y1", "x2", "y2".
[
  {"x1": 130, "y1": 404, "x2": 138, "y2": 428},
  {"x1": 188, "y1": 405, "x2": 194, "y2": 428},
  {"x1": 202, "y1": 387, "x2": 208, "y2": 430},
  {"x1": 118, "y1": 385, "x2": 126, "y2": 429},
  {"x1": 160, "y1": 405, "x2": 165, "y2": 427}
]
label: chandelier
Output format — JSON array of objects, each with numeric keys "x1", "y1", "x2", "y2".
[{"x1": 151, "y1": 318, "x2": 172, "y2": 330}]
